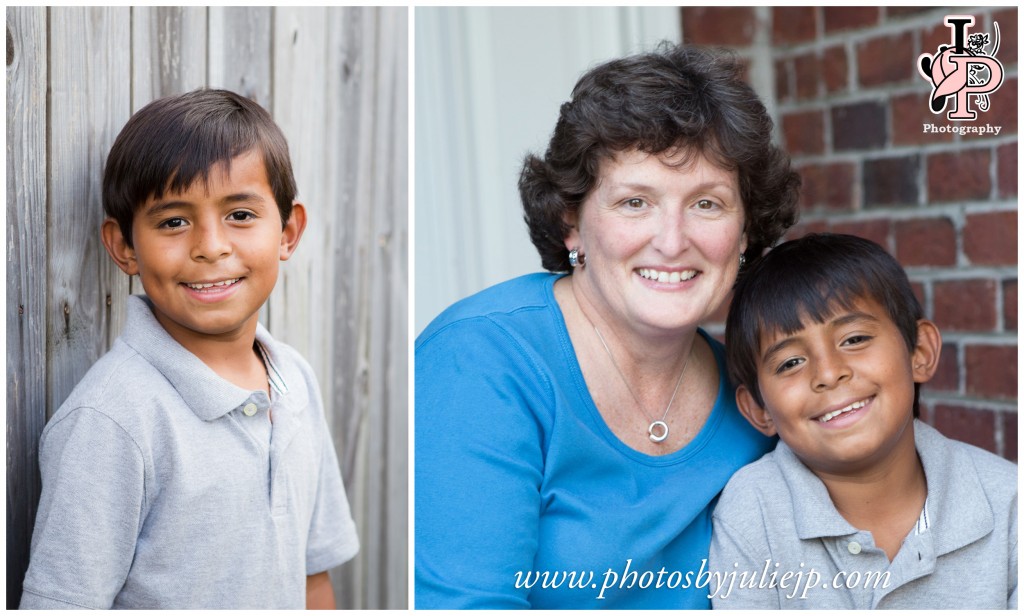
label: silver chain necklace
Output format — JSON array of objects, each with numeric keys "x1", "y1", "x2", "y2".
[{"x1": 592, "y1": 325, "x2": 691, "y2": 443}]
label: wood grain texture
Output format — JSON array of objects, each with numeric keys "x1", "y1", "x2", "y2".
[
  {"x1": 131, "y1": 6, "x2": 207, "y2": 109},
  {"x1": 270, "y1": 6, "x2": 330, "y2": 381},
  {"x1": 6, "y1": 6, "x2": 48, "y2": 609},
  {"x1": 208, "y1": 7, "x2": 273, "y2": 106},
  {"x1": 327, "y1": 8, "x2": 409, "y2": 608},
  {"x1": 327, "y1": 9, "x2": 369, "y2": 606},
  {"x1": 47, "y1": 7, "x2": 132, "y2": 406}
]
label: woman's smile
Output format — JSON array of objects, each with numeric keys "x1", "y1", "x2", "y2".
[
  {"x1": 564, "y1": 148, "x2": 746, "y2": 336},
  {"x1": 636, "y1": 268, "x2": 699, "y2": 284}
]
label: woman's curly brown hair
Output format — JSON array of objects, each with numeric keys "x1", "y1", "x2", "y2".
[{"x1": 520, "y1": 43, "x2": 801, "y2": 273}]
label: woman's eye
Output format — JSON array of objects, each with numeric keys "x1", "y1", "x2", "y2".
[
  {"x1": 776, "y1": 357, "x2": 804, "y2": 374},
  {"x1": 160, "y1": 217, "x2": 187, "y2": 229},
  {"x1": 695, "y1": 199, "x2": 717, "y2": 210},
  {"x1": 624, "y1": 198, "x2": 646, "y2": 210}
]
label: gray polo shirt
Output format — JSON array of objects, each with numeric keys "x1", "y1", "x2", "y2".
[
  {"x1": 20, "y1": 296, "x2": 359, "y2": 609},
  {"x1": 709, "y1": 421, "x2": 1017, "y2": 609}
]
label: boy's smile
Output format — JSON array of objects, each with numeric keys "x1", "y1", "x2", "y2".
[
  {"x1": 737, "y1": 296, "x2": 940, "y2": 477},
  {"x1": 103, "y1": 149, "x2": 305, "y2": 351}
]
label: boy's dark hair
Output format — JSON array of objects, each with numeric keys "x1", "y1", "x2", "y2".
[
  {"x1": 726, "y1": 233, "x2": 925, "y2": 417},
  {"x1": 102, "y1": 88, "x2": 296, "y2": 247},
  {"x1": 519, "y1": 43, "x2": 800, "y2": 272}
]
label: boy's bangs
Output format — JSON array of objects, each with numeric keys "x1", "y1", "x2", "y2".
[
  {"x1": 752, "y1": 275, "x2": 869, "y2": 353},
  {"x1": 151, "y1": 124, "x2": 258, "y2": 201}
]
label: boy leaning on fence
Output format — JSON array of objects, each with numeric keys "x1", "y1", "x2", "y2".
[{"x1": 19, "y1": 89, "x2": 358, "y2": 609}]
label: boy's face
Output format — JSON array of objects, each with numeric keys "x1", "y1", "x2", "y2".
[
  {"x1": 102, "y1": 149, "x2": 305, "y2": 348},
  {"x1": 736, "y1": 295, "x2": 940, "y2": 477}
]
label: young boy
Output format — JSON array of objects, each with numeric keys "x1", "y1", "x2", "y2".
[
  {"x1": 19, "y1": 89, "x2": 359, "y2": 609},
  {"x1": 710, "y1": 233, "x2": 1016, "y2": 609}
]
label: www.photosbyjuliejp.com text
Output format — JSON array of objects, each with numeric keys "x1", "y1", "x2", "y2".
[{"x1": 514, "y1": 559, "x2": 892, "y2": 600}]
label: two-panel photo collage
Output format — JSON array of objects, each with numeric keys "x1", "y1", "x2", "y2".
[{"x1": 6, "y1": 4, "x2": 1018, "y2": 611}]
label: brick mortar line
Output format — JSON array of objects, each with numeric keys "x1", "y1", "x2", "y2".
[
  {"x1": 921, "y1": 394, "x2": 1018, "y2": 413},
  {"x1": 798, "y1": 201, "x2": 1017, "y2": 220},
  {"x1": 777, "y1": 63, "x2": 1021, "y2": 96},
  {"x1": 774, "y1": 67, "x2": 1019, "y2": 113},
  {"x1": 909, "y1": 268, "x2": 1018, "y2": 282},
  {"x1": 955, "y1": 341, "x2": 967, "y2": 395},
  {"x1": 927, "y1": 332, "x2": 1018, "y2": 344},
  {"x1": 771, "y1": 7, "x2": 1008, "y2": 58},
  {"x1": 994, "y1": 412, "x2": 1006, "y2": 458},
  {"x1": 938, "y1": 334, "x2": 1017, "y2": 346},
  {"x1": 786, "y1": 136, "x2": 1021, "y2": 163}
]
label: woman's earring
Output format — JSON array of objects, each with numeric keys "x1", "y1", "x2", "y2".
[
  {"x1": 569, "y1": 248, "x2": 586, "y2": 268},
  {"x1": 739, "y1": 253, "x2": 747, "y2": 267}
]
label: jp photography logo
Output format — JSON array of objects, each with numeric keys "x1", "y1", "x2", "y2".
[{"x1": 917, "y1": 15, "x2": 1004, "y2": 136}]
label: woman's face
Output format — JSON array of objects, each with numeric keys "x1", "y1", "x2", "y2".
[{"x1": 565, "y1": 148, "x2": 746, "y2": 336}]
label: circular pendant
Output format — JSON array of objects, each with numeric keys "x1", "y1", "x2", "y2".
[{"x1": 648, "y1": 420, "x2": 669, "y2": 443}]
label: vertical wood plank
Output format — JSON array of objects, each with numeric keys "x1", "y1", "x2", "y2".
[
  {"x1": 6, "y1": 6, "x2": 48, "y2": 609},
  {"x1": 131, "y1": 6, "x2": 207, "y2": 109},
  {"x1": 327, "y1": 7, "x2": 408, "y2": 609},
  {"x1": 47, "y1": 7, "x2": 132, "y2": 416},
  {"x1": 328, "y1": 7, "x2": 371, "y2": 607},
  {"x1": 269, "y1": 7, "x2": 330, "y2": 379},
  {"x1": 380, "y1": 10, "x2": 407, "y2": 609},
  {"x1": 207, "y1": 7, "x2": 273, "y2": 107},
  {"x1": 376, "y1": 8, "x2": 409, "y2": 609}
]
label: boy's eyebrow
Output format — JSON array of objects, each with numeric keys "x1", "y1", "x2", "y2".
[
  {"x1": 221, "y1": 192, "x2": 270, "y2": 205},
  {"x1": 142, "y1": 200, "x2": 189, "y2": 219},
  {"x1": 760, "y1": 310, "x2": 881, "y2": 364},
  {"x1": 142, "y1": 192, "x2": 269, "y2": 218},
  {"x1": 761, "y1": 336, "x2": 797, "y2": 365},
  {"x1": 829, "y1": 310, "x2": 879, "y2": 328}
]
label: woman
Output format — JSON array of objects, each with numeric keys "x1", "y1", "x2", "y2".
[{"x1": 416, "y1": 44, "x2": 800, "y2": 609}]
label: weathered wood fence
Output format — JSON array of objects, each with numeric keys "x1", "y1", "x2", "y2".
[{"x1": 6, "y1": 6, "x2": 407, "y2": 609}]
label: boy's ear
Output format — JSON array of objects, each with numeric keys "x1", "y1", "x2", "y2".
[
  {"x1": 736, "y1": 385, "x2": 777, "y2": 437},
  {"x1": 280, "y1": 202, "x2": 307, "y2": 261},
  {"x1": 100, "y1": 218, "x2": 139, "y2": 276},
  {"x1": 911, "y1": 319, "x2": 942, "y2": 384}
]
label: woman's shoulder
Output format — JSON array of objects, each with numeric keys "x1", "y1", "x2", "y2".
[{"x1": 416, "y1": 273, "x2": 562, "y2": 346}]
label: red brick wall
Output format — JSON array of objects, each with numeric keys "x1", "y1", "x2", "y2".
[{"x1": 684, "y1": 6, "x2": 1017, "y2": 461}]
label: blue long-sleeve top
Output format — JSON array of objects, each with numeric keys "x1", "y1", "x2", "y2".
[{"x1": 415, "y1": 273, "x2": 774, "y2": 608}]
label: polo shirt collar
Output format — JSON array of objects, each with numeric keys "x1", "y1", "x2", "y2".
[
  {"x1": 120, "y1": 295, "x2": 309, "y2": 421},
  {"x1": 773, "y1": 440, "x2": 859, "y2": 540},
  {"x1": 913, "y1": 421, "x2": 993, "y2": 555},
  {"x1": 776, "y1": 419, "x2": 994, "y2": 552}
]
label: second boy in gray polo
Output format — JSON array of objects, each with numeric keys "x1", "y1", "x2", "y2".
[{"x1": 709, "y1": 421, "x2": 1016, "y2": 609}]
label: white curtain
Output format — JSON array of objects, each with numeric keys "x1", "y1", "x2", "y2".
[{"x1": 414, "y1": 7, "x2": 682, "y2": 333}]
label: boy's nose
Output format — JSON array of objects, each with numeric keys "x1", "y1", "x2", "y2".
[
  {"x1": 191, "y1": 224, "x2": 232, "y2": 261},
  {"x1": 811, "y1": 353, "x2": 852, "y2": 391}
]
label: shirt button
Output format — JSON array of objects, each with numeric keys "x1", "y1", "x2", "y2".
[
  {"x1": 242, "y1": 403, "x2": 258, "y2": 417},
  {"x1": 848, "y1": 541, "x2": 862, "y2": 555}
]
